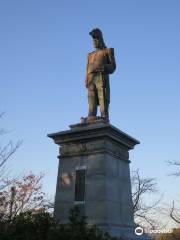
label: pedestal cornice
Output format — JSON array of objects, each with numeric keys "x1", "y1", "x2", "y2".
[{"x1": 48, "y1": 121, "x2": 140, "y2": 150}]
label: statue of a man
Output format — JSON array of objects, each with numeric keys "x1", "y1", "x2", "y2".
[{"x1": 85, "y1": 28, "x2": 116, "y2": 121}]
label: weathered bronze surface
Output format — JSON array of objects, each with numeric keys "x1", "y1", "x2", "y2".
[{"x1": 85, "y1": 28, "x2": 116, "y2": 121}]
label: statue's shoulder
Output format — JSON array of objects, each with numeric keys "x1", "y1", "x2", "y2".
[
  {"x1": 88, "y1": 51, "x2": 95, "y2": 56},
  {"x1": 87, "y1": 51, "x2": 96, "y2": 59}
]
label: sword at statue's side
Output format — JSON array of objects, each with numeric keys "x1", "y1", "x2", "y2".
[{"x1": 99, "y1": 70, "x2": 108, "y2": 121}]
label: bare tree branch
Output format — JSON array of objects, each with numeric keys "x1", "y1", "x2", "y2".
[
  {"x1": 170, "y1": 201, "x2": 180, "y2": 224},
  {"x1": 166, "y1": 160, "x2": 180, "y2": 177},
  {"x1": 0, "y1": 140, "x2": 22, "y2": 169},
  {"x1": 131, "y1": 170, "x2": 163, "y2": 228},
  {"x1": 0, "y1": 113, "x2": 22, "y2": 190},
  {"x1": 165, "y1": 161, "x2": 180, "y2": 224}
]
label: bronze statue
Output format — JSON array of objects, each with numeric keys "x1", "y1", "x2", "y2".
[{"x1": 85, "y1": 28, "x2": 116, "y2": 121}]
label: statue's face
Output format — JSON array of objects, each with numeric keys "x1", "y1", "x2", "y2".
[{"x1": 93, "y1": 38, "x2": 103, "y2": 49}]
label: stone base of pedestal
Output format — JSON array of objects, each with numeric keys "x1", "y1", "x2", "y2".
[{"x1": 48, "y1": 119, "x2": 151, "y2": 240}]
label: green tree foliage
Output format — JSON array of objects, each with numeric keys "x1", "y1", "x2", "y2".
[{"x1": 0, "y1": 206, "x2": 121, "y2": 240}]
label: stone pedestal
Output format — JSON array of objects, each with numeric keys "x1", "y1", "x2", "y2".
[{"x1": 48, "y1": 120, "x2": 150, "y2": 240}]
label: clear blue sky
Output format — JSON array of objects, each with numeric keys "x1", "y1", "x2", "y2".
[{"x1": 0, "y1": 0, "x2": 180, "y2": 211}]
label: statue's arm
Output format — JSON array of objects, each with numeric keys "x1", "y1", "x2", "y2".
[
  {"x1": 85, "y1": 54, "x2": 89, "y2": 88},
  {"x1": 105, "y1": 48, "x2": 116, "y2": 74}
]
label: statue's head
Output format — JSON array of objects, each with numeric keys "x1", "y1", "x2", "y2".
[{"x1": 89, "y1": 28, "x2": 106, "y2": 49}]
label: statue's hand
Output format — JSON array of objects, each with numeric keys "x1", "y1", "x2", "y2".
[
  {"x1": 85, "y1": 81, "x2": 88, "y2": 88},
  {"x1": 95, "y1": 66, "x2": 106, "y2": 74}
]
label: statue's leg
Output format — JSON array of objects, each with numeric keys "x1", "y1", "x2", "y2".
[
  {"x1": 96, "y1": 79, "x2": 109, "y2": 119},
  {"x1": 88, "y1": 84, "x2": 97, "y2": 116}
]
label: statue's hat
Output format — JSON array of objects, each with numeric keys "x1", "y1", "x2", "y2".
[{"x1": 89, "y1": 28, "x2": 103, "y2": 39}]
